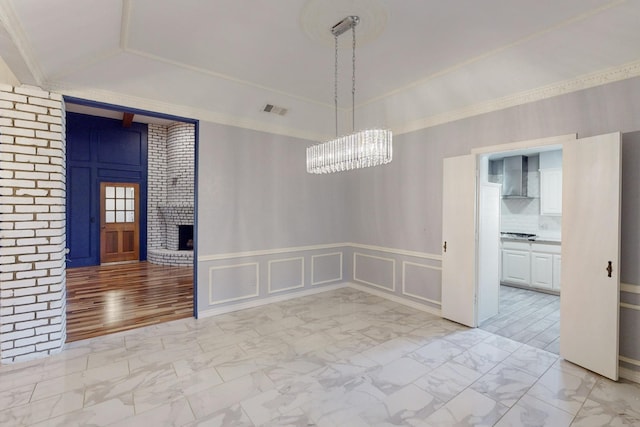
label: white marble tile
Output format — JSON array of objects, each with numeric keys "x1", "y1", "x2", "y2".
[
  {"x1": 0, "y1": 390, "x2": 84, "y2": 426},
  {"x1": 409, "y1": 338, "x2": 466, "y2": 370},
  {"x1": 186, "y1": 371, "x2": 275, "y2": 419},
  {"x1": 471, "y1": 362, "x2": 539, "y2": 407},
  {"x1": 0, "y1": 382, "x2": 34, "y2": 411},
  {"x1": 442, "y1": 328, "x2": 493, "y2": 349},
  {"x1": 359, "y1": 336, "x2": 421, "y2": 366},
  {"x1": 414, "y1": 360, "x2": 482, "y2": 404},
  {"x1": 526, "y1": 365, "x2": 597, "y2": 415},
  {"x1": 495, "y1": 392, "x2": 574, "y2": 426},
  {"x1": 453, "y1": 342, "x2": 512, "y2": 374},
  {"x1": 366, "y1": 356, "x2": 431, "y2": 394},
  {"x1": 29, "y1": 396, "x2": 135, "y2": 427},
  {"x1": 501, "y1": 344, "x2": 558, "y2": 377},
  {"x1": 182, "y1": 403, "x2": 253, "y2": 427},
  {"x1": 31, "y1": 360, "x2": 130, "y2": 401},
  {"x1": 571, "y1": 378, "x2": 640, "y2": 426},
  {"x1": 110, "y1": 397, "x2": 195, "y2": 427},
  {"x1": 423, "y1": 388, "x2": 509, "y2": 426}
]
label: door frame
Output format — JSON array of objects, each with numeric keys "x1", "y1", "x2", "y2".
[{"x1": 446, "y1": 132, "x2": 622, "y2": 380}]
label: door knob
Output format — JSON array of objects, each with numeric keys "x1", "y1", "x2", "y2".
[
  {"x1": 606, "y1": 261, "x2": 613, "y2": 278},
  {"x1": 443, "y1": 241, "x2": 447, "y2": 253}
]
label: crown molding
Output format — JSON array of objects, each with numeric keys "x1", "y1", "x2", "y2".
[
  {"x1": 47, "y1": 59, "x2": 640, "y2": 142},
  {"x1": 394, "y1": 59, "x2": 640, "y2": 136}
]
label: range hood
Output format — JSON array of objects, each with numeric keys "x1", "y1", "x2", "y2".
[{"x1": 502, "y1": 155, "x2": 530, "y2": 198}]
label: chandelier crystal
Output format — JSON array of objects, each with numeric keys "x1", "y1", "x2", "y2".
[{"x1": 306, "y1": 16, "x2": 392, "y2": 174}]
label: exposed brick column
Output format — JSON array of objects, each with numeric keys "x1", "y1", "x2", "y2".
[
  {"x1": 147, "y1": 124, "x2": 168, "y2": 250},
  {"x1": 0, "y1": 84, "x2": 66, "y2": 363}
]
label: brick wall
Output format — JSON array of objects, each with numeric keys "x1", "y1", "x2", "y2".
[
  {"x1": 0, "y1": 84, "x2": 66, "y2": 363},
  {"x1": 147, "y1": 124, "x2": 167, "y2": 250},
  {"x1": 167, "y1": 123, "x2": 195, "y2": 205}
]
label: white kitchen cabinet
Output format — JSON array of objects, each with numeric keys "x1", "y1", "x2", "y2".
[
  {"x1": 501, "y1": 241, "x2": 561, "y2": 292},
  {"x1": 502, "y1": 248, "x2": 530, "y2": 286},
  {"x1": 553, "y1": 254, "x2": 562, "y2": 290},
  {"x1": 531, "y1": 252, "x2": 553, "y2": 289},
  {"x1": 540, "y1": 168, "x2": 562, "y2": 216}
]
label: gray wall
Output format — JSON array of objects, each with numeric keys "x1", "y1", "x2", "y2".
[{"x1": 197, "y1": 123, "x2": 349, "y2": 254}]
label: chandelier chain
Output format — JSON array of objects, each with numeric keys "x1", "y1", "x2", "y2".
[
  {"x1": 334, "y1": 34, "x2": 338, "y2": 138},
  {"x1": 352, "y1": 23, "x2": 356, "y2": 133}
]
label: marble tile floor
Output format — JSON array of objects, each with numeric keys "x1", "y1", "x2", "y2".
[
  {"x1": 480, "y1": 285, "x2": 560, "y2": 354},
  {"x1": 1, "y1": 287, "x2": 638, "y2": 426}
]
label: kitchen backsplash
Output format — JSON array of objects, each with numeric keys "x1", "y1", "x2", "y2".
[
  {"x1": 490, "y1": 162, "x2": 562, "y2": 240},
  {"x1": 501, "y1": 174, "x2": 562, "y2": 238}
]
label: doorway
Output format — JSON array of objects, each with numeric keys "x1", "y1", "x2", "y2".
[
  {"x1": 441, "y1": 132, "x2": 622, "y2": 380},
  {"x1": 477, "y1": 147, "x2": 563, "y2": 353},
  {"x1": 64, "y1": 101, "x2": 197, "y2": 342}
]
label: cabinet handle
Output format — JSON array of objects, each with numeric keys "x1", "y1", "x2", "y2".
[
  {"x1": 606, "y1": 261, "x2": 613, "y2": 278},
  {"x1": 443, "y1": 241, "x2": 447, "y2": 253}
]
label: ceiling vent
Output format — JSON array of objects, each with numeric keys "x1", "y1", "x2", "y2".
[{"x1": 263, "y1": 104, "x2": 288, "y2": 116}]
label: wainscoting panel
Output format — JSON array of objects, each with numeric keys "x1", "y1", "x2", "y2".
[
  {"x1": 311, "y1": 252, "x2": 343, "y2": 286},
  {"x1": 620, "y1": 303, "x2": 640, "y2": 363},
  {"x1": 268, "y1": 257, "x2": 304, "y2": 294},
  {"x1": 208, "y1": 262, "x2": 259, "y2": 305},
  {"x1": 402, "y1": 261, "x2": 442, "y2": 305},
  {"x1": 353, "y1": 252, "x2": 395, "y2": 291}
]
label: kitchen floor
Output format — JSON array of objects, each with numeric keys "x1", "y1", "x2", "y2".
[
  {"x1": 480, "y1": 285, "x2": 560, "y2": 354},
  {"x1": 2, "y1": 287, "x2": 638, "y2": 426}
]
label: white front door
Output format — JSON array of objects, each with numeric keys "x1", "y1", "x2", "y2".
[
  {"x1": 560, "y1": 132, "x2": 621, "y2": 381},
  {"x1": 441, "y1": 154, "x2": 477, "y2": 327}
]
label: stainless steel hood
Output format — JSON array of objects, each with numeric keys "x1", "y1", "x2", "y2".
[{"x1": 502, "y1": 156, "x2": 529, "y2": 198}]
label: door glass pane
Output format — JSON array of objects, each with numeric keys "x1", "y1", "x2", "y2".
[
  {"x1": 116, "y1": 187, "x2": 125, "y2": 198},
  {"x1": 126, "y1": 187, "x2": 135, "y2": 199},
  {"x1": 106, "y1": 186, "x2": 115, "y2": 198},
  {"x1": 125, "y1": 199, "x2": 134, "y2": 210},
  {"x1": 116, "y1": 211, "x2": 125, "y2": 222},
  {"x1": 115, "y1": 199, "x2": 125, "y2": 210},
  {"x1": 106, "y1": 211, "x2": 115, "y2": 223},
  {"x1": 106, "y1": 199, "x2": 115, "y2": 210},
  {"x1": 125, "y1": 211, "x2": 134, "y2": 223}
]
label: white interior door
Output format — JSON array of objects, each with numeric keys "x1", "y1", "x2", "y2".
[
  {"x1": 477, "y1": 183, "x2": 501, "y2": 324},
  {"x1": 560, "y1": 132, "x2": 621, "y2": 381},
  {"x1": 442, "y1": 154, "x2": 477, "y2": 327}
]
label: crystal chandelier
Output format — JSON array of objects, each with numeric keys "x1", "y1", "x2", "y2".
[{"x1": 306, "y1": 16, "x2": 392, "y2": 174}]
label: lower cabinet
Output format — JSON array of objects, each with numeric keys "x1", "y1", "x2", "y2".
[
  {"x1": 502, "y1": 248, "x2": 530, "y2": 286},
  {"x1": 502, "y1": 240, "x2": 561, "y2": 291},
  {"x1": 531, "y1": 252, "x2": 553, "y2": 289}
]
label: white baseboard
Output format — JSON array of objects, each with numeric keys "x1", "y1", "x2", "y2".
[
  {"x1": 347, "y1": 282, "x2": 442, "y2": 317},
  {"x1": 197, "y1": 282, "x2": 347, "y2": 318},
  {"x1": 620, "y1": 366, "x2": 640, "y2": 384}
]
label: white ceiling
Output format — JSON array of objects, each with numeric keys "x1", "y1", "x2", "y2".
[{"x1": 1, "y1": 0, "x2": 639, "y2": 140}]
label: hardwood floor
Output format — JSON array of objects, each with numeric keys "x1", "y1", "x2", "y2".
[{"x1": 65, "y1": 261, "x2": 193, "y2": 342}]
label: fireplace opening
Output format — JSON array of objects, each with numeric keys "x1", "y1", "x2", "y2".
[{"x1": 178, "y1": 225, "x2": 194, "y2": 251}]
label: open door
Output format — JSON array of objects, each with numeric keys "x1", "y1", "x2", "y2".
[
  {"x1": 442, "y1": 154, "x2": 477, "y2": 327},
  {"x1": 560, "y1": 132, "x2": 621, "y2": 381},
  {"x1": 477, "y1": 183, "x2": 501, "y2": 324}
]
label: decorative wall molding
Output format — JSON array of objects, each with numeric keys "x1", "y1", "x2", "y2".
[
  {"x1": 198, "y1": 283, "x2": 347, "y2": 319},
  {"x1": 311, "y1": 252, "x2": 343, "y2": 286},
  {"x1": 199, "y1": 243, "x2": 440, "y2": 263},
  {"x1": 267, "y1": 257, "x2": 304, "y2": 294},
  {"x1": 353, "y1": 252, "x2": 396, "y2": 292},
  {"x1": 621, "y1": 283, "x2": 640, "y2": 294},
  {"x1": 208, "y1": 262, "x2": 259, "y2": 305},
  {"x1": 350, "y1": 243, "x2": 442, "y2": 262},
  {"x1": 348, "y1": 282, "x2": 441, "y2": 317},
  {"x1": 620, "y1": 302, "x2": 640, "y2": 312},
  {"x1": 198, "y1": 243, "x2": 347, "y2": 262},
  {"x1": 401, "y1": 261, "x2": 442, "y2": 306}
]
